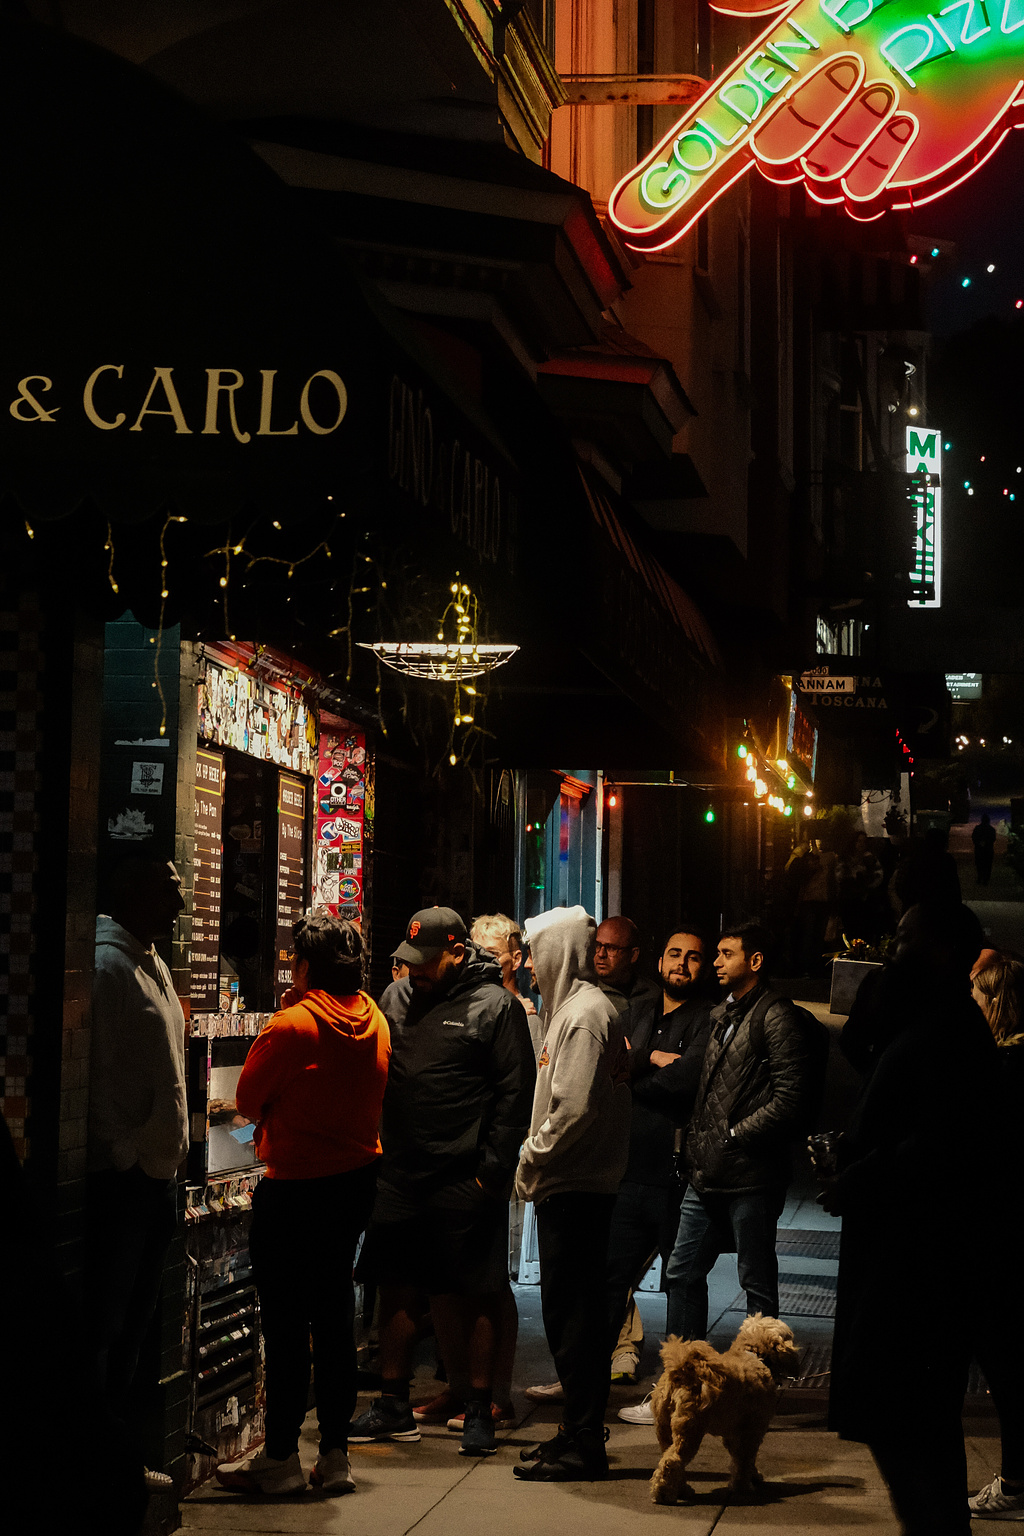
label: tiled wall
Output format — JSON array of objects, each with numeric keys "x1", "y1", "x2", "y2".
[{"x1": 0, "y1": 595, "x2": 43, "y2": 1162}]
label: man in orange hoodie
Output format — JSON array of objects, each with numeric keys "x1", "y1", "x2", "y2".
[{"x1": 216, "y1": 914, "x2": 390, "y2": 1498}]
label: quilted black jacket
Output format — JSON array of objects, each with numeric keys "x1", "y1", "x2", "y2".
[{"x1": 685, "y1": 982, "x2": 813, "y2": 1195}]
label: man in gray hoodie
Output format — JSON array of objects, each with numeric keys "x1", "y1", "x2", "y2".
[{"x1": 513, "y1": 905, "x2": 631, "y2": 1482}]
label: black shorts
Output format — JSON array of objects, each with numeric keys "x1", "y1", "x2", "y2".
[{"x1": 360, "y1": 1182, "x2": 509, "y2": 1296}]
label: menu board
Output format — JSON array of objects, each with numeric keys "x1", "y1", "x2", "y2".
[
  {"x1": 276, "y1": 773, "x2": 307, "y2": 1004},
  {"x1": 313, "y1": 720, "x2": 366, "y2": 921},
  {"x1": 192, "y1": 748, "x2": 224, "y2": 1011}
]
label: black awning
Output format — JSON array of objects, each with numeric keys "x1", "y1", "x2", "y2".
[{"x1": 0, "y1": 14, "x2": 515, "y2": 533}]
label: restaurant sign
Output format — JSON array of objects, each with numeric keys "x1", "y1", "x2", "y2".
[
  {"x1": 797, "y1": 670, "x2": 855, "y2": 693},
  {"x1": 7, "y1": 365, "x2": 348, "y2": 439},
  {"x1": 609, "y1": 0, "x2": 1024, "y2": 251}
]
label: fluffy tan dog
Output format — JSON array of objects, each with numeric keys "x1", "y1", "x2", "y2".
[{"x1": 649, "y1": 1314, "x2": 801, "y2": 1505}]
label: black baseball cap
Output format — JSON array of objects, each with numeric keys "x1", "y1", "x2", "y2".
[{"x1": 392, "y1": 906, "x2": 468, "y2": 965}]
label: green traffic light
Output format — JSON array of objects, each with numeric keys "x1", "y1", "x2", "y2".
[
  {"x1": 737, "y1": 745, "x2": 748, "y2": 759},
  {"x1": 784, "y1": 805, "x2": 793, "y2": 817},
  {"x1": 704, "y1": 808, "x2": 716, "y2": 824}
]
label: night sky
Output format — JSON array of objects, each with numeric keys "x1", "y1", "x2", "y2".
[{"x1": 905, "y1": 125, "x2": 1024, "y2": 335}]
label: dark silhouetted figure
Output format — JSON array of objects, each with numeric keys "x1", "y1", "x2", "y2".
[
  {"x1": 972, "y1": 813, "x2": 997, "y2": 887},
  {"x1": 893, "y1": 827, "x2": 961, "y2": 914},
  {"x1": 823, "y1": 902, "x2": 1005, "y2": 1536}
]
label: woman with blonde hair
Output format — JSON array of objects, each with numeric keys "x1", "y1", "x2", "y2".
[
  {"x1": 972, "y1": 952, "x2": 1024, "y2": 1048},
  {"x1": 967, "y1": 949, "x2": 1024, "y2": 1520}
]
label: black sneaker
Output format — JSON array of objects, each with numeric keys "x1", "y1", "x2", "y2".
[
  {"x1": 348, "y1": 1397, "x2": 421, "y2": 1443},
  {"x1": 513, "y1": 1427, "x2": 609, "y2": 1482},
  {"x1": 459, "y1": 1404, "x2": 497, "y2": 1458},
  {"x1": 519, "y1": 1427, "x2": 572, "y2": 1464}
]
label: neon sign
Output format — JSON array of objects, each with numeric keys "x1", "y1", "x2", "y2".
[
  {"x1": 608, "y1": 0, "x2": 1024, "y2": 250},
  {"x1": 906, "y1": 425, "x2": 942, "y2": 608}
]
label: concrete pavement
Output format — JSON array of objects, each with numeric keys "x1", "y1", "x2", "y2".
[
  {"x1": 182, "y1": 1396, "x2": 1000, "y2": 1536},
  {"x1": 180, "y1": 980, "x2": 1006, "y2": 1535}
]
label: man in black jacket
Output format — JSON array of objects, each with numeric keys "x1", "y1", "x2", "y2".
[
  {"x1": 663, "y1": 920, "x2": 813, "y2": 1339},
  {"x1": 606, "y1": 929, "x2": 712, "y2": 1375},
  {"x1": 351, "y1": 907, "x2": 535, "y2": 1457}
]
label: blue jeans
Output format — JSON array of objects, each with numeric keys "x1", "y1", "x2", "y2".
[{"x1": 664, "y1": 1185, "x2": 784, "y2": 1339}]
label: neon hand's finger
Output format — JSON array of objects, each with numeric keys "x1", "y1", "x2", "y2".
[
  {"x1": 843, "y1": 112, "x2": 918, "y2": 201},
  {"x1": 800, "y1": 81, "x2": 898, "y2": 180},
  {"x1": 709, "y1": 0, "x2": 789, "y2": 14},
  {"x1": 752, "y1": 56, "x2": 864, "y2": 166}
]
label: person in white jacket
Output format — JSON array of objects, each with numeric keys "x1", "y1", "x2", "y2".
[
  {"x1": 86, "y1": 858, "x2": 188, "y2": 1492},
  {"x1": 513, "y1": 906, "x2": 630, "y2": 1483}
]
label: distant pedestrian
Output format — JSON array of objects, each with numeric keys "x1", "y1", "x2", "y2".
[
  {"x1": 972, "y1": 813, "x2": 997, "y2": 887},
  {"x1": 594, "y1": 914, "x2": 661, "y2": 1013},
  {"x1": 836, "y1": 831, "x2": 884, "y2": 941},
  {"x1": 660, "y1": 922, "x2": 816, "y2": 1343},
  {"x1": 352, "y1": 907, "x2": 535, "y2": 1458},
  {"x1": 217, "y1": 915, "x2": 389, "y2": 1497},
  {"x1": 821, "y1": 903, "x2": 1002, "y2": 1536},
  {"x1": 86, "y1": 858, "x2": 188, "y2": 1496},
  {"x1": 785, "y1": 836, "x2": 838, "y2": 975},
  {"x1": 513, "y1": 906, "x2": 631, "y2": 1482}
]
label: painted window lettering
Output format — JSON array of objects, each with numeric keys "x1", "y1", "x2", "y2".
[
  {"x1": 8, "y1": 366, "x2": 349, "y2": 437},
  {"x1": 609, "y1": 0, "x2": 1024, "y2": 248}
]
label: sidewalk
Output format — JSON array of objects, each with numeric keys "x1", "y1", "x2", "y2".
[
  {"x1": 182, "y1": 1373, "x2": 999, "y2": 1536},
  {"x1": 182, "y1": 1216, "x2": 1000, "y2": 1536},
  {"x1": 181, "y1": 985, "x2": 1001, "y2": 1534}
]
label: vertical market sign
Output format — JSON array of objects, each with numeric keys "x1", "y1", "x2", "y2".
[
  {"x1": 906, "y1": 425, "x2": 942, "y2": 607},
  {"x1": 608, "y1": 0, "x2": 1024, "y2": 249}
]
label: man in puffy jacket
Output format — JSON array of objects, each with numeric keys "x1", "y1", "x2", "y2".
[
  {"x1": 664, "y1": 920, "x2": 813, "y2": 1340},
  {"x1": 351, "y1": 907, "x2": 535, "y2": 1458},
  {"x1": 512, "y1": 906, "x2": 631, "y2": 1483}
]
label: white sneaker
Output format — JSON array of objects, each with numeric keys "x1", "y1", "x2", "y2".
[
  {"x1": 610, "y1": 1349, "x2": 640, "y2": 1383},
  {"x1": 618, "y1": 1393, "x2": 655, "y2": 1425},
  {"x1": 311, "y1": 1448, "x2": 355, "y2": 1495},
  {"x1": 524, "y1": 1381, "x2": 564, "y2": 1402},
  {"x1": 216, "y1": 1449, "x2": 305, "y2": 1495},
  {"x1": 970, "y1": 1475, "x2": 1024, "y2": 1519}
]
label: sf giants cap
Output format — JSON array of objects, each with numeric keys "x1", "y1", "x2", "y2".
[{"x1": 392, "y1": 906, "x2": 468, "y2": 965}]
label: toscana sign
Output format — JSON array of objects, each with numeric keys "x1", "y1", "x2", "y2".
[{"x1": 609, "y1": 0, "x2": 1024, "y2": 250}]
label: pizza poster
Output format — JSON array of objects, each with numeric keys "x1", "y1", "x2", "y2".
[{"x1": 313, "y1": 718, "x2": 365, "y2": 922}]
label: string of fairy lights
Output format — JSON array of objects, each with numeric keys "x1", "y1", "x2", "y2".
[{"x1": 38, "y1": 503, "x2": 514, "y2": 765}]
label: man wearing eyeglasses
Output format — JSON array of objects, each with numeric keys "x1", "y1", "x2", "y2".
[{"x1": 594, "y1": 916, "x2": 660, "y2": 1015}]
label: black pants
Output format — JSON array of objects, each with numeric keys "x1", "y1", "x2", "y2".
[
  {"x1": 975, "y1": 1332, "x2": 1024, "y2": 1481},
  {"x1": 866, "y1": 1351, "x2": 971, "y2": 1536},
  {"x1": 250, "y1": 1162, "x2": 377, "y2": 1459},
  {"x1": 85, "y1": 1167, "x2": 177, "y2": 1429},
  {"x1": 869, "y1": 1421, "x2": 971, "y2": 1536},
  {"x1": 605, "y1": 1181, "x2": 680, "y2": 1352},
  {"x1": 535, "y1": 1191, "x2": 616, "y2": 1436}
]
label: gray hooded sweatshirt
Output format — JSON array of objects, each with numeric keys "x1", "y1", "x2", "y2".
[
  {"x1": 515, "y1": 905, "x2": 631, "y2": 1202},
  {"x1": 89, "y1": 916, "x2": 189, "y2": 1180}
]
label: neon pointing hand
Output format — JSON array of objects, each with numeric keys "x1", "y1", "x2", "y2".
[{"x1": 608, "y1": 0, "x2": 1024, "y2": 250}]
